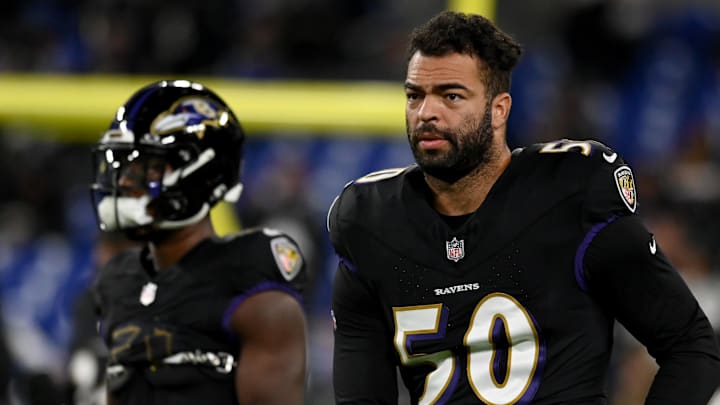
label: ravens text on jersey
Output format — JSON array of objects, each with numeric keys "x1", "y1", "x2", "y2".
[
  {"x1": 329, "y1": 139, "x2": 720, "y2": 404},
  {"x1": 333, "y1": 11, "x2": 720, "y2": 403}
]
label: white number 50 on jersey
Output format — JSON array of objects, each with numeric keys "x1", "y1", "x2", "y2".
[{"x1": 393, "y1": 293, "x2": 542, "y2": 404}]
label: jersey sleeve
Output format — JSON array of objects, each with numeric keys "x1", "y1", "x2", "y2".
[
  {"x1": 220, "y1": 230, "x2": 307, "y2": 336},
  {"x1": 328, "y1": 182, "x2": 400, "y2": 403},
  {"x1": 226, "y1": 230, "x2": 307, "y2": 299},
  {"x1": 580, "y1": 143, "x2": 638, "y2": 228},
  {"x1": 332, "y1": 261, "x2": 399, "y2": 404},
  {"x1": 327, "y1": 168, "x2": 407, "y2": 267},
  {"x1": 327, "y1": 184, "x2": 354, "y2": 264},
  {"x1": 583, "y1": 215, "x2": 720, "y2": 403}
]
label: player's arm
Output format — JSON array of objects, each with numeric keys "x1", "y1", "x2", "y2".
[
  {"x1": 583, "y1": 214, "x2": 720, "y2": 403},
  {"x1": 576, "y1": 144, "x2": 720, "y2": 402},
  {"x1": 230, "y1": 290, "x2": 307, "y2": 405},
  {"x1": 332, "y1": 260, "x2": 399, "y2": 404},
  {"x1": 328, "y1": 186, "x2": 399, "y2": 404}
]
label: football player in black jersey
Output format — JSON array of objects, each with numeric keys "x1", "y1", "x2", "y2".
[
  {"x1": 329, "y1": 11, "x2": 720, "y2": 404},
  {"x1": 90, "y1": 80, "x2": 307, "y2": 405}
]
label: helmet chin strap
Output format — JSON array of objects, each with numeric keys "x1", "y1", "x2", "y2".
[
  {"x1": 155, "y1": 182, "x2": 240, "y2": 230},
  {"x1": 97, "y1": 194, "x2": 210, "y2": 232},
  {"x1": 155, "y1": 203, "x2": 210, "y2": 229}
]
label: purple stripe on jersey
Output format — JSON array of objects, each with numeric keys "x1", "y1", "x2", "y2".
[
  {"x1": 221, "y1": 281, "x2": 303, "y2": 335},
  {"x1": 574, "y1": 215, "x2": 618, "y2": 292}
]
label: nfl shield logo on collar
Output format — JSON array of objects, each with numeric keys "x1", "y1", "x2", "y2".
[
  {"x1": 446, "y1": 237, "x2": 465, "y2": 262},
  {"x1": 139, "y1": 282, "x2": 158, "y2": 306}
]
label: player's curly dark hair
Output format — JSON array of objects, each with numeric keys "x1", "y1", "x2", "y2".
[{"x1": 406, "y1": 11, "x2": 523, "y2": 98}]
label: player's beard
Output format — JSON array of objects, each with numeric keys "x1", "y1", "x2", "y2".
[{"x1": 407, "y1": 104, "x2": 494, "y2": 184}]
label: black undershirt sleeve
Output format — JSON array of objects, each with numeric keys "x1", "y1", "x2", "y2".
[
  {"x1": 583, "y1": 214, "x2": 720, "y2": 404},
  {"x1": 332, "y1": 261, "x2": 398, "y2": 405}
]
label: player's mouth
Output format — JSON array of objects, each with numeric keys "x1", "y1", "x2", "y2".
[
  {"x1": 414, "y1": 125, "x2": 448, "y2": 149},
  {"x1": 416, "y1": 132, "x2": 449, "y2": 150}
]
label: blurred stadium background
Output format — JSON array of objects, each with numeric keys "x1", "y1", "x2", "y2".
[{"x1": 0, "y1": 0, "x2": 719, "y2": 404}]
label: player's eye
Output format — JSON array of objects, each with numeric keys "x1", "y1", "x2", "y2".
[{"x1": 406, "y1": 92, "x2": 420, "y2": 101}]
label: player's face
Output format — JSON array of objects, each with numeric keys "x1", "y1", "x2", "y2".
[
  {"x1": 117, "y1": 157, "x2": 166, "y2": 198},
  {"x1": 405, "y1": 52, "x2": 494, "y2": 183}
]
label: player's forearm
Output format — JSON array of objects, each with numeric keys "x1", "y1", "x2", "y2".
[
  {"x1": 333, "y1": 349, "x2": 399, "y2": 404},
  {"x1": 334, "y1": 374, "x2": 398, "y2": 404},
  {"x1": 235, "y1": 372, "x2": 305, "y2": 405},
  {"x1": 645, "y1": 307, "x2": 720, "y2": 404},
  {"x1": 235, "y1": 350, "x2": 306, "y2": 405},
  {"x1": 236, "y1": 388, "x2": 304, "y2": 405},
  {"x1": 646, "y1": 350, "x2": 720, "y2": 404}
]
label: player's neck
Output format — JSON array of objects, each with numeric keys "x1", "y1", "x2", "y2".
[
  {"x1": 425, "y1": 145, "x2": 512, "y2": 216},
  {"x1": 148, "y1": 218, "x2": 216, "y2": 271}
]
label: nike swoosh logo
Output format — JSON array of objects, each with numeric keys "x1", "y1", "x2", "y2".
[
  {"x1": 649, "y1": 237, "x2": 657, "y2": 255},
  {"x1": 603, "y1": 152, "x2": 618, "y2": 163}
]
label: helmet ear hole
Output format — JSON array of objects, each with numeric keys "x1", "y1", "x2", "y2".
[
  {"x1": 178, "y1": 149, "x2": 194, "y2": 164},
  {"x1": 147, "y1": 192, "x2": 188, "y2": 219}
]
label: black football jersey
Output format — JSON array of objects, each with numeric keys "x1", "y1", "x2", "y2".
[
  {"x1": 329, "y1": 139, "x2": 719, "y2": 404},
  {"x1": 93, "y1": 228, "x2": 306, "y2": 405}
]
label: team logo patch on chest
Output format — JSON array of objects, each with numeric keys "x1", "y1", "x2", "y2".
[
  {"x1": 614, "y1": 166, "x2": 637, "y2": 213},
  {"x1": 270, "y1": 237, "x2": 303, "y2": 281},
  {"x1": 446, "y1": 237, "x2": 465, "y2": 262}
]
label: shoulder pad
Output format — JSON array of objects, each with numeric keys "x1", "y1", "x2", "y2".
[
  {"x1": 352, "y1": 167, "x2": 410, "y2": 185},
  {"x1": 327, "y1": 166, "x2": 410, "y2": 228},
  {"x1": 220, "y1": 228, "x2": 305, "y2": 282},
  {"x1": 518, "y1": 139, "x2": 638, "y2": 220},
  {"x1": 327, "y1": 166, "x2": 413, "y2": 253},
  {"x1": 522, "y1": 139, "x2": 629, "y2": 176},
  {"x1": 527, "y1": 139, "x2": 616, "y2": 161}
]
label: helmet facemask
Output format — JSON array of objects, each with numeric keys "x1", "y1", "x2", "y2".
[{"x1": 91, "y1": 143, "x2": 181, "y2": 237}]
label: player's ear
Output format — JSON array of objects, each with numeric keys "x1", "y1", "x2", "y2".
[{"x1": 490, "y1": 92, "x2": 512, "y2": 130}]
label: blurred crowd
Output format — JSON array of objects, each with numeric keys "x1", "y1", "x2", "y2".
[{"x1": 1, "y1": 0, "x2": 719, "y2": 404}]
